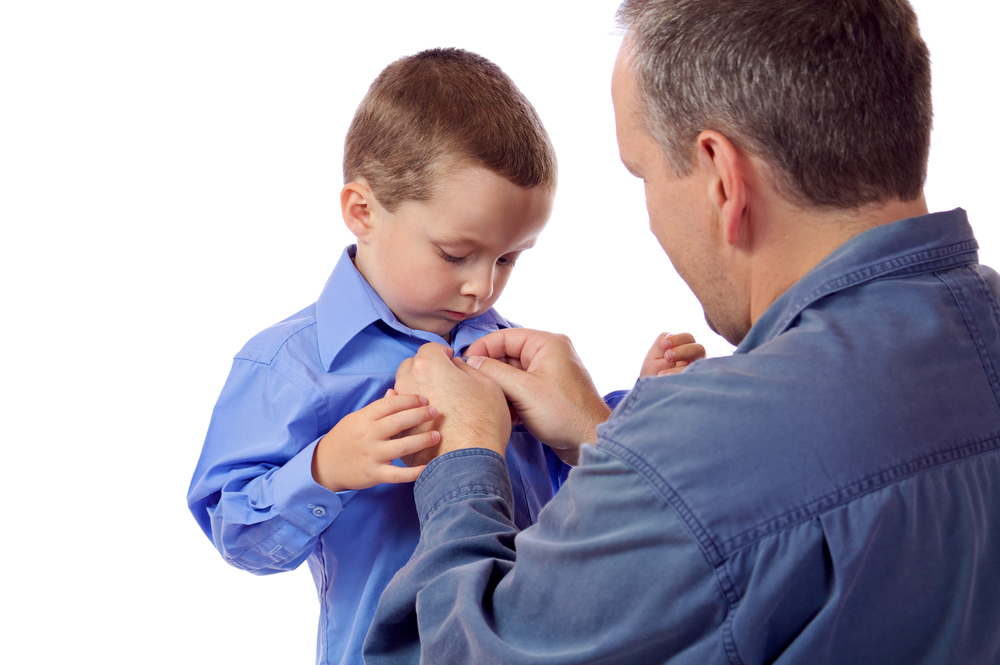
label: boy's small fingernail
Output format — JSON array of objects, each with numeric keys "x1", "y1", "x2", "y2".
[
  {"x1": 467, "y1": 355, "x2": 485, "y2": 370},
  {"x1": 666, "y1": 348, "x2": 676, "y2": 362},
  {"x1": 432, "y1": 431, "x2": 441, "y2": 442},
  {"x1": 660, "y1": 333, "x2": 674, "y2": 348},
  {"x1": 419, "y1": 396, "x2": 428, "y2": 405},
  {"x1": 429, "y1": 406, "x2": 438, "y2": 418}
]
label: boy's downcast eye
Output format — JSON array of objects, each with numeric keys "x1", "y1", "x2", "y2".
[
  {"x1": 438, "y1": 250, "x2": 468, "y2": 264},
  {"x1": 496, "y1": 257, "x2": 517, "y2": 268}
]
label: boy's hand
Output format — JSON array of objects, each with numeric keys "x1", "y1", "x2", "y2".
[
  {"x1": 639, "y1": 332, "x2": 706, "y2": 378},
  {"x1": 311, "y1": 391, "x2": 442, "y2": 492}
]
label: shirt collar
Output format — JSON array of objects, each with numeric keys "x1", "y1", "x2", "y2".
[
  {"x1": 316, "y1": 246, "x2": 512, "y2": 370},
  {"x1": 738, "y1": 208, "x2": 980, "y2": 353}
]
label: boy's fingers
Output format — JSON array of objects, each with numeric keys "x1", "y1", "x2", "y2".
[
  {"x1": 378, "y1": 405, "x2": 440, "y2": 438},
  {"x1": 386, "y1": 430, "x2": 441, "y2": 458},
  {"x1": 671, "y1": 343, "x2": 706, "y2": 362},
  {"x1": 377, "y1": 463, "x2": 425, "y2": 485},
  {"x1": 663, "y1": 332, "x2": 696, "y2": 349},
  {"x1": 365, "y1": 392, "x2": 428, "y2": 420}
]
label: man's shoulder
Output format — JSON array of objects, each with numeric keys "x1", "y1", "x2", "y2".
[{"x1": 596, "y1": 286, "x2": 1000, "y2": 555}]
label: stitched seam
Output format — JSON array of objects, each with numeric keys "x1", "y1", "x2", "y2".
[
  {"x1": 421, "y1": 484, "x2": 510, "y2": 524},
  {"x1": 227, "y1": 520, "x2": 291, "y2": 564},
  {"x1": 235, "y1": 320, "x2": 319, "y2": 365},
  {"x1": 596, "y1": 437, "x2": 745, "y2": 665},
  {"x1": 718, "y1": 431, "x2": 1000, "y2": 556},
  {"x1": 774, "y1": 241, "x2": 978, "y2": 336},
  {"x1": 937, "y1": 269, "x2": 1000, "y2": 411}
]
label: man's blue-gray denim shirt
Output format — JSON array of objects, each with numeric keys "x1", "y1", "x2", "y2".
[{"x1": 365, "y1": 209, "x2": 1000, "y2": 664}]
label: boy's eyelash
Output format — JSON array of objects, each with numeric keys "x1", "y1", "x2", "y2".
[
  {"x1": 439, "y1": 250, "x2": 468, "y2": 263},
  {"x1": 438, "y1": 250, "x2": 517, "y2": 268}
]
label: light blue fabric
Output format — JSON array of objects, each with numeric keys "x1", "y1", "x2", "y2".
[
  {"x1": 366, "y1": 209, "x2": 1000, "y2": 664},
  {"x1": 187, "y1": 246, "x2": 575, "y2": 665}
]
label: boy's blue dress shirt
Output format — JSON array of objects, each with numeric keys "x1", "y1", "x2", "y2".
[
  {"x1": 187, "y1": 246, "x2": 573, "y2": 665},
  {"x1": 366, "y1": 209, "x2": 1000, "y2": 664}
]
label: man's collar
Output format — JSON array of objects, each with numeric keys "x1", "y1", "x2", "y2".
[
  {"x1": 316, "y1": 246, "x2": 512, "y2": 370},
  {"x1": 738, "y1": 208, "x2": 979, "y2": 353}
]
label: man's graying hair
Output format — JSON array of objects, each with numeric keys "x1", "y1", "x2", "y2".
[{"x1": 616, "y1": 0, "x2": 932, "y2": 208}]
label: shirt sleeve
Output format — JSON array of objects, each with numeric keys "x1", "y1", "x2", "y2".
[
  {"x1": 364, "y1": 446, "x2": 732, "y2": 664},
  {"x1": 187, "y1": 357, "x2": 347, "y2": 575}
]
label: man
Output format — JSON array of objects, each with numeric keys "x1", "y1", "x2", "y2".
[{"x1": 364, "y1": 1, "x2": 1000, "y2": 663}]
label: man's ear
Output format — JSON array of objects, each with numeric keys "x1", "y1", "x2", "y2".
[
  {"x1": 341, "y1": 182, "x2": 375, "y2": 241},
  {"x1": 695, "y1": 131, "x2": 749, "y2": 247}
]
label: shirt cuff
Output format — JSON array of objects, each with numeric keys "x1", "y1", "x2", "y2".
[
  {"x1": 414, "y1": 448, "x2": 513, "y2": 526},
  {"x1": 272, "y1": 437, "x2": 353, "y2": 536}
]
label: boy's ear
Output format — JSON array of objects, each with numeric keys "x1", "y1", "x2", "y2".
[
  {"x1": 696, "y1": 131, "x2": 749, "y2": 247},
  {"x1": 341, "y1": 182, "x2": 375, "y2": 241}
]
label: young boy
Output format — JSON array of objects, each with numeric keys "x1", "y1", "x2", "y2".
[{"x1": 187, "y1": 48, "x2": 703, "y2": 664}]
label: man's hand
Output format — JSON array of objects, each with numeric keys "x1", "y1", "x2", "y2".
[
  {"x1": 312, "y1": 391, "x2": 442, "y2": 492},
  {"x1": 463, "y1": 329, "x2": 611, "y2": 466},
  {"x1": 639, "y1": 332, "x2": 706, "y2": 377},
  {"x1": 394, "y1": 343, "x2": 512, "y2": 467}
]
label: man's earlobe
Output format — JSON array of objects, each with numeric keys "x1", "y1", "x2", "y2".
[{"x1": 341, "y1": 182, "x2": 374, "y2": 240}]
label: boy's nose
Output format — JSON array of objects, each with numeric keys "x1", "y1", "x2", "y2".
[{"x1": 461, "y1": 267, "x2": 494, "y2": 301}]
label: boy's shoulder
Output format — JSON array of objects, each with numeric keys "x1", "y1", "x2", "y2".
[{"x1": 234, "y1": 302, "x2": 319, "y2": 367}]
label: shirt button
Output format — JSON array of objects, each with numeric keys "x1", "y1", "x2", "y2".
[{"x1": 311, "y1": 506, "x2": 327, "y2": 517}]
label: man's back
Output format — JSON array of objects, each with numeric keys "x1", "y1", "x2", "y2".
[{"x1": 599, "y1": 209, "x2": 1000, "y2": 662}]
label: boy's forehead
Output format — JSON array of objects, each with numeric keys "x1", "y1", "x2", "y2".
[{"x1": 430, "y1": 227, "x2": 541, "y2": 251}]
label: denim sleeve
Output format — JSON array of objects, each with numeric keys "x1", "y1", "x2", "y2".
[
  {"x1": 187, "y1": 358, "x2": 347, "y2": 575},
  {"x1": 365, "y1": 446, "x2": 731, "y2": 664}
]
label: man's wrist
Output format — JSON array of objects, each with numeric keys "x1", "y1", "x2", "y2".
[{"x1": 414, "y1": 448, "x2": 512, "y2": 525}]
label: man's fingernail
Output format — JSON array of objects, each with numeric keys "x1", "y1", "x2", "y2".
[{"x1": 467, "y1": 355, "x2": 485, "y2": 370}]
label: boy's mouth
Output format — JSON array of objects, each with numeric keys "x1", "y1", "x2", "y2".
[{"x1": 444, "y1": 310, "x2": 472, "y2": 321}]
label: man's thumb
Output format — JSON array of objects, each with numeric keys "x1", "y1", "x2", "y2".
[{"x1": 465, "y1": 355, "x2": 524, "y2": 392}]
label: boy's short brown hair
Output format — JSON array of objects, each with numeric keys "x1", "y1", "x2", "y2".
[{"x1": 344, "y1": 48, "x2": 557, "y2": 213}]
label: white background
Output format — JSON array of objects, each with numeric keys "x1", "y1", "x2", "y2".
[{"x1": 1, "y1": 1, "x2": 996, "y2": 662}]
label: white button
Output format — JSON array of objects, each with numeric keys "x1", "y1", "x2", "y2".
[{"x1": 312, "y1": 506, "x2": 327, "y2": 517}]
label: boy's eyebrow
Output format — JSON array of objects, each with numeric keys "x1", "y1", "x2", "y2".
[{"x1": 435, "y1": 234, "x2": 538, "y2": 252}]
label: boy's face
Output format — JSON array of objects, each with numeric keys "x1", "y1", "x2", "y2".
[{"x1": 348, "y1": 166, "x2": 553, "y2": 342}]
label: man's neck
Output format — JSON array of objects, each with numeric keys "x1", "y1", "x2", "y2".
[{"x1": 748, "y1": 193, "x2": 930, "y2": 325}]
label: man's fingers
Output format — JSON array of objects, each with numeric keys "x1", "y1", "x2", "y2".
[
  {"x1": 464, "y1": 328, "x2": 540, "y2": 367},
  {"x1": 465, "y1": 355, "x2": 531, "y2": 398}
]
